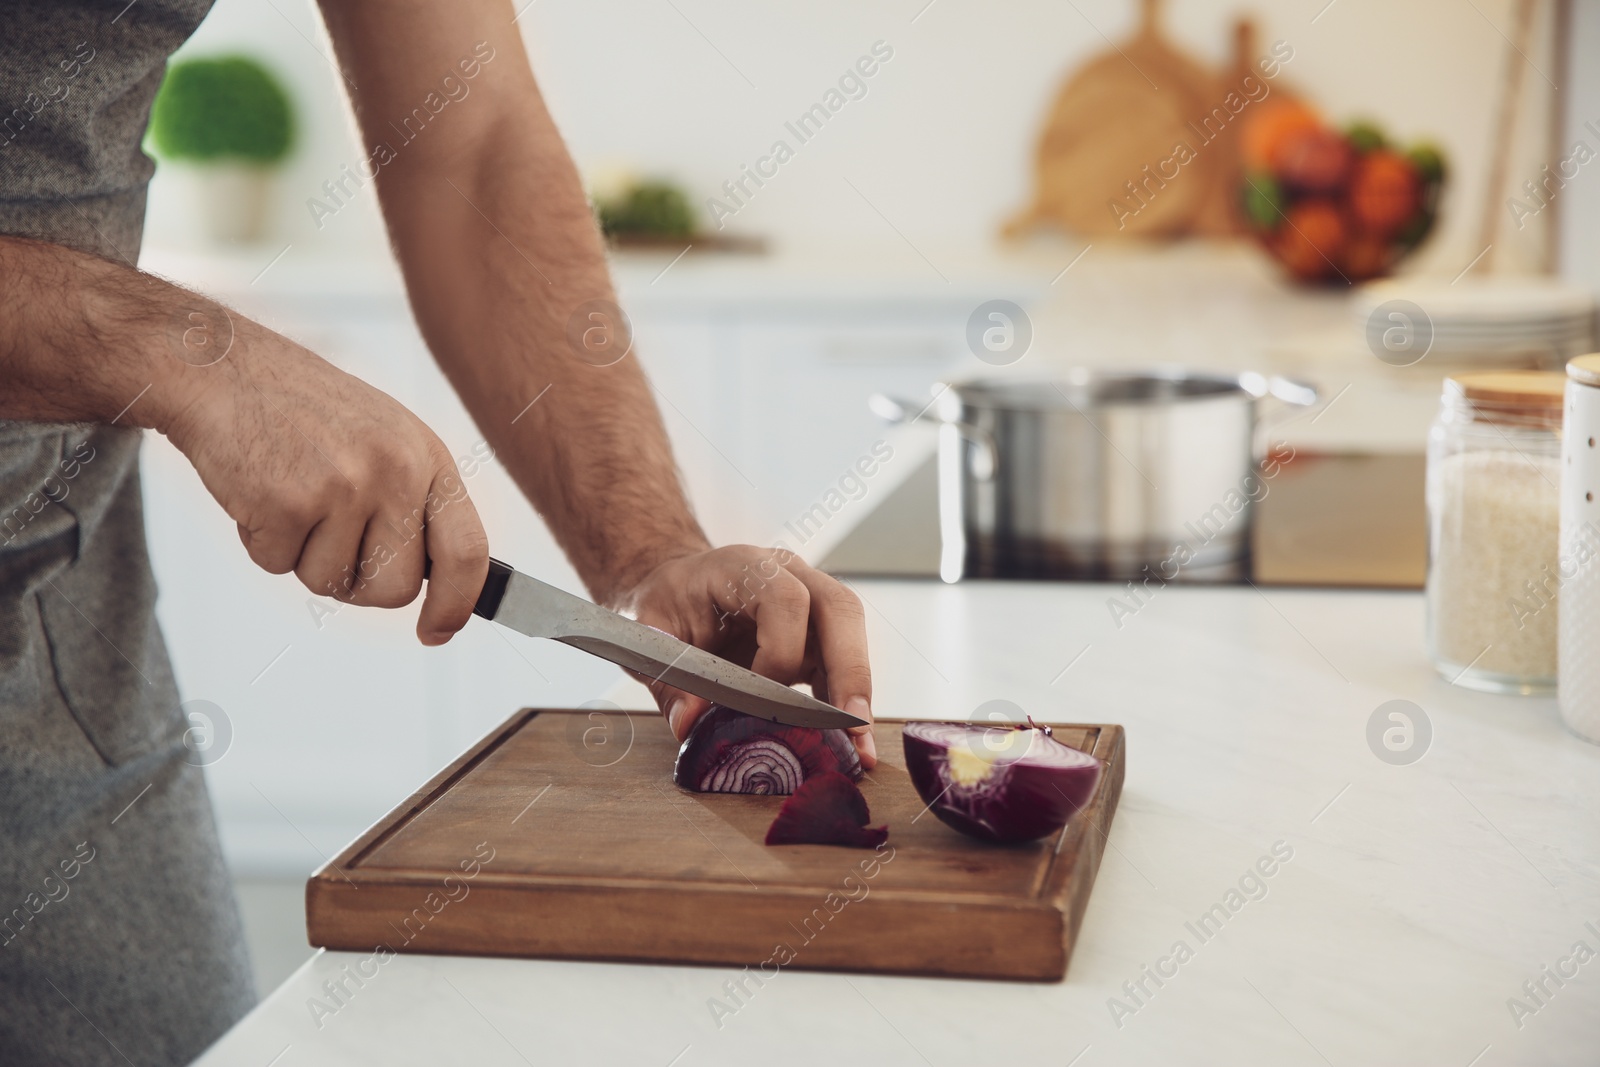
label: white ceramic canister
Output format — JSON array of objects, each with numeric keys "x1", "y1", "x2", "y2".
[{"x1": 1559, "y1": 354, "x2": 1600, "y2": 742}]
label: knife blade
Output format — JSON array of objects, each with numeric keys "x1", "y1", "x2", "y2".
[{"x1": 455, "y1": 558, "x2": 869, "y2": 731}]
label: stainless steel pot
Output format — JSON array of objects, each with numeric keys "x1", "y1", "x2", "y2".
[{"x1": 871, "y1": 369, "x2": 1317, "y2": 583}]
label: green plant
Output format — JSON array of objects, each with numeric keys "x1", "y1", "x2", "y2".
[
  {"x1": 1241, "y1": 173, "x2": 1284, "y2": 229},
  {"x1": 150, "y1": 56, "x2": 294, "y2": 165},
  {"x1": 597, "y1": 180, "x2": 695, "y2": 238},
  {"x1": 1344, "y1": 119, "x2": 1387, "y2": 154},
  {"x1": 1407, "y1": 143, "x2": 1447, "y2": 183}
]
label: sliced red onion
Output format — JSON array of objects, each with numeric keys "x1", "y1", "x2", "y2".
[
  {"x1": 673, "y1": 704, "x2": 862, "y2": 794},
  {"x1": 764, "y1": 771, "x2": 887, "y2": 848},
  {"x1": 902, "y1": 720, "x2": 1100, "y2": 843}
]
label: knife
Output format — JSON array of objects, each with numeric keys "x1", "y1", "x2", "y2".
[{"x1": 443, "y1": 558, "x2": 869, "y2": 731}]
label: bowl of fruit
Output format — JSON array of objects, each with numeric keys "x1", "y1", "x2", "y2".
[{"x1": 1239, "y1": 101, "x2": 1446, "y2": 285}]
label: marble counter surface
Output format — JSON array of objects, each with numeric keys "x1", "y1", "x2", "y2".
[{"x1": 195, "y1": 580, "x2": 1599, "y2": 1067}]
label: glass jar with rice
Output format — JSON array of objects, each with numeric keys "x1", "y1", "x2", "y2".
[{"x1": 1426, "y1": 371, "x2": 1564, "y2": 693}]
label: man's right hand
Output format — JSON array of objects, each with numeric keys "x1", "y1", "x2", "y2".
[
  {"x1": 158, "y1": 313, "x2": 490, "y2": 645},
  {"x1": 0, "y1": 237, "x2": 488, "y2": 643}
]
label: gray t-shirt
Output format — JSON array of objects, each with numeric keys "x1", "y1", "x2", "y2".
[{"x1": 0, "y1": 0, "x2": 214, "y2": 259}]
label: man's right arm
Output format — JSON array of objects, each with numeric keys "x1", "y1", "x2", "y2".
[
  {"x1": 0, "y1": 236, "x2": 203, "y2": 428},
  {"x1": 0, "y1": 236, "x2": 490, "y2": 643}
]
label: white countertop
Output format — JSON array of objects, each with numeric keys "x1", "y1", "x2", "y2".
[{"x1": 195, "y1": 580, "x2": 1600, "y2": 1067}]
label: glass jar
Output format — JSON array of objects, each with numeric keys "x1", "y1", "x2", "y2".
[{"x1": 1426, "y1": 371, "x2": 1564, "y2": 693}]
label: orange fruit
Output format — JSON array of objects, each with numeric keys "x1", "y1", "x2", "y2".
[
  {"x1": 1241, "y1": 100, "x2": 1322, "y2": 173},
  {"x1": 1348, "y1": 150, "x2": 1421, "y2": 237},
  {"x1": 1274, "y1": 199, "x2": 1348, "y2": 281}
]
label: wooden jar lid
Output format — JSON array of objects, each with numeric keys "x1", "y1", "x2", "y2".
[
  {"x1": 1566, "y1": 353, "x2": 1600, "y2": 388},
  {"x1": 1445, "y1": 371, "x2": 1565, "y2": 421}
]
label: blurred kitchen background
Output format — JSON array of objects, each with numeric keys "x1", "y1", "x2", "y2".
[{"x1": 134, "y1": 0, "x2": 1598, "y2": 990}]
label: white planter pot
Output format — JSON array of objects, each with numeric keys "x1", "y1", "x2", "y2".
[{"x1": 197, "y1": 162, "x2": 275, "y2": 244}]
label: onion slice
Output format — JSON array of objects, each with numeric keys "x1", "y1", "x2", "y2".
[
  {"x1": 902, "y1": 721, "x2": 1100, "y2": 843},
  {"x1": 673, "y1": 704, "x2": 863, "y2": 794},
  {"x1": 764, "y1": 771, "x2": 887, "y2": 848}
]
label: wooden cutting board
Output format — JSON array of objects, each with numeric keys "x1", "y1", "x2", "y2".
[
  {"x1": 306, "y1": 709, "x2": 1126, "y2": 981},
  {"x1": 1004, "y1": 0, "x2": 1219, "y2": 238}
]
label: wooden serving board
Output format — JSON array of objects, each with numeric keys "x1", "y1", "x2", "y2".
[
  {"x1": 1004, "y1": 0, "x2": 1219, "y2": 239},
  {"x1": 306, "y1": 710, "x2": 1125, "y2": 981}
]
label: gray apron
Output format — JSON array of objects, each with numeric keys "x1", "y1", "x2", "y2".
[{"x1": 0, "y1": 2, "x2": 256, "y2": 1063}]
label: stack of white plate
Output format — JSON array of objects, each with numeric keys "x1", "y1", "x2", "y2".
[{"x1": 1352, "y1": 277, "x2": 1595, "y2": 362}]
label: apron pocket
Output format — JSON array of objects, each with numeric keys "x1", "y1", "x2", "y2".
[
  {"x1": 38, "y1": 571, "x2": 183, "y2": 767},
  {"x1": 15, "y1": 428, "x2": 185, "y2": 766}
]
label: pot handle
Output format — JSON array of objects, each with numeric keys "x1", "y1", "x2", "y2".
[
  {"x1": 1239, "y1": 372, "x2": 1318, "y2": 408},
  {"x1": 1242, "y1": 373, "x2": 1319, "y2": 436},
  {"x1": 868, "y1": 393, "x2": 999, "y2": 480},
  {"x1": 866, "y1": 393, "x2": 926, "y2": 425},
  {"x1": 1245, "y1": 375, "x2": 1318, "y2": 462},
  {"x1": 1266, "y1": 376, "x2": 1318, "y2": 407}
]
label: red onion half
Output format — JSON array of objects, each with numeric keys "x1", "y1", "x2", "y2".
[
  {"x1": 673, "y1": 705, "x2": 863, "y2": 794},
  {"x1": 902, "y1": 721, "x2": 1100, "y2": 843}
]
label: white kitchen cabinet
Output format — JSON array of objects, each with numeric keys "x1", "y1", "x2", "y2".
[
  {"x1": 626, "y1": 306, "x2": 969, "y2": 548},
  {"x1": 615, "y1": 246, "x2": 1039, "y2": 549},
  {"x1": 724, "y1": 311, "x2": 965, "y2": 541}
]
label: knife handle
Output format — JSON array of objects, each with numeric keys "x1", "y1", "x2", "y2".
[{"x1": 422, "y1": 556, "x2": 514, "y2": 620}]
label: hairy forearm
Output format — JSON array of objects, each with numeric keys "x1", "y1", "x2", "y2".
[
  {"x1": 320, "y1": 5, "x2": 708, "y2": 606},
  {"x1": 395, "y1": 120, "x2": 710, "y2": 607},
  {"x1": 0, "y1": 237, "x2": 212, "y2": 431}
]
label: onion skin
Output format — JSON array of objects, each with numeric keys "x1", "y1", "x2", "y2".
[
  {"x1": 764, "y1": 771, "x2": 888, "y2": 848},
  {"x1": 673, "y1": 705, "x2": 863, "y2": 795},
  {"x1": 902, "y1": 722, "x2": 1100, "y2": 843}
]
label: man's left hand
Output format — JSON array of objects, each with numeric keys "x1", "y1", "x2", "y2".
[{"x1": 614, "y1": 545, "x2": 877, "y2": 769}]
